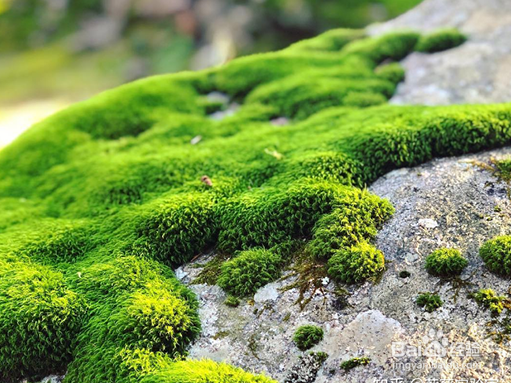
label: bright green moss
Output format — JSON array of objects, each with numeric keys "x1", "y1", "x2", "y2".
[
  {"x1": 375, "y1": 62, "x2": 406, "y2": 84},
  {"x1": 293, "y1": 325, "x2": 324, "y2": 351},
  {"x1": 141, "y1": 359, "x2": 278, "y2": 383},
  {"x1": 0, "y1": 26, "x2": 503, "y2": 381},
  {"x1": 327, "y1": 242, "x2": 385, "y2": 284},
  {"x1": 218, "y1": 249, "x2": 282, "y2": 297},
  {"x1": 495, "y1": 158, "x2": 511, "y2": 182},
  {"x1": 340, "y1": 357, "x2": 371, "y2": 371},
  {"x1": 0, "y1": 261, "x2": 86, "y2": 382},
  {"x1": 416, "y1": 292, "x2": 443, "y2": 313},
  {"x1": 479, "y1": 236, "x2": 511, "y2": 276},
  {"x1": 307, "y1": 195, "x2": 394, "y2": 261},
  {"x1": 425, "y1": 248, "x2": 468, "y2": 277},
  {"x1": 415, "y1": 28, "x2": 467, "y2": 53},
  {"x1": 471, "y1": 289, "x2": 507, "y2": 316}
]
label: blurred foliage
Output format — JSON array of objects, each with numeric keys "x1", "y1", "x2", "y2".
[{"x1": 0, "y1": 0, "x2": 421, "y2": 105}]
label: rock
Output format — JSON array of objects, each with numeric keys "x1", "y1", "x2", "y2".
[{"x1": 418, "y1": 218, "x2": 439, "y2": 229}]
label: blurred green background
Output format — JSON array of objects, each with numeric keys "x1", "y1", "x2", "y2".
[{"x1": 0, "y1": 0, "x2": 421, "y2": 146}]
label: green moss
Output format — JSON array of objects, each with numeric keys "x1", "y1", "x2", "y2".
[
  {"x1": 495, "y1": 158, "x2": 511, "y2": 182},
  {"x1": 224, "y1": 296, "x2": 240, "y2": 307},
  {"x1": 471, "y1": 289, "x2": 507, "y2": 316},
  {"x1": 425, "y1": 248, "x2": 468, "y2": 277},
  {"x1": 217, "y1": 249, "x2": 282, "y2": 297},
  {"x1": 327, "y1": 242, "x2": 385, "y2": 284},
  {"x1": 479, "y1": 236, "x2": 511, "y2": 276},
  {"x1": 0, "y1": 26, "x2": 504, "y2": 381},
  {"x1": 293, "y1": 325, "x2": 324, "y2": 351},
  {"x1": 340, "y1": 356, "x2": 371, "y2": 371},
  {"x1": 415, "y1": 28, "x2": 467, "y2": 53},
  {"x1": 0, "y1": 260, "x2": 86, "y2": 382},
  {"x1": 141, "y1": 359, "x2": 277, "y2": 383},
  {"x1": 375, "y1": 62, "x2": 406, "y2": 84},
  {"x1": 416, "y1": 292, "x2": 443, "y2": 313}
]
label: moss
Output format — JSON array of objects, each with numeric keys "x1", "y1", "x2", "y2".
[
  {"x1": 399, "y1": 270, "x2": 411, "y2": 278},
  {"x1": 217, "y1": 249, "x2": 282, "y2": 297},
  {"x1": 224, "y1": 296, "x2": 240, "y2": 307},
  {"x1": 375, "y1": 62, "x2": 405, "y2": 84},
  {"x1": 0, "y1": 261, "x2": 86, "y2": 382},
  {"x1": 0, "y1": 26, "x2": 502, "y2": 381},
  {"x1": 340, "y1": 357, "x2": 371, "y2": 371},
  {"x1": 327, "y1": 242, "x2": 385, "y2": 284},
  {"x1": 471, "y1": 289, "x2": 507, "y2": 316},
  {"x1": 425, "y1": 248, "x2": 468, "y2": 277},
  {"x1": 141, "y1": 359, "x2": 277, "y2": 383},
  {"x1": 479, "y1": 236, "x2": 511, "y2": 276},
  {"x1": 495, "y1": 158, "x2": 511, "y2": 182},
  {"x1": 293, "y1": 325, "x2": 324, "y2": 351},
  {"x1": 415, "y1": 28, "x2": 467, "y2": 53},
  {"x1": 416, "y1": 292, "x2": 443, "y2": 313}
]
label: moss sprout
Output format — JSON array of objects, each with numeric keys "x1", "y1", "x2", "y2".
[
  {"x1": 340, "y1": 356, "x2": 371, "y2": 371},
  {"x1": 416, "y1": 292, "x2": 443, "y2": 313},
  {"x1": 471, "y1": 289, "x2": 507, "y2": 316},
  {"x1": 224, "y1": 296, "x2": 240, "y2": 307},
  {"x1": 293, "y1": 325, "x2": 324, "y2": 351},
  {"x1": 425, "y1": 248, "x2": 468, "y2": 277}
]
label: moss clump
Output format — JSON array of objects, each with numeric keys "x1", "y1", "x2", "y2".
[
  {"x1": 495, "y1": 158, "x2": 511, "y2": 182},
  {"x1": 327, "y1": 242, "x2": 385, "y2": 284},
  {"x1": 0, "y1": 260, "x2": 86, "y2": 382},
  {"x1": 340, "y1": 357, "x2": 371, "y2": 371},
  {"x1": 479, "y1": 236, "x2": 511, "y2": 276},
  {"x1": 217, "y1": 249, "x2": 282, "y2": 297},
  {"x1": 415, "y1": 28, "x2": 467, "y2": 53},
  {"x1": 471, "y1": 289, "x2": 507, "y2": 316},
  {"x1": 141, "y1": 359, "x2": 277, "y2": 383},
  {"x1": 416, "y1": 292, "x2": 443, "y2": 313},
  {"x1": 225, "y1": 296, "x2": 240, "y2": 307},
  {"x1": 375, "y1": 62, "x2": 405, "y2": 84},
  {"x1": 425, "y1": 248, "x2": 468, "y2": 277},
  {"x1": 293, "y1": 325, "x2": 324, "y2": 351}
]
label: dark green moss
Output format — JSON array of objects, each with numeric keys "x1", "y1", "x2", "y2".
[
  {"x1": 399, "y1": 270, "x2": 411, "y2": 278},
  {"x1": 415, "y1": 28, "x2": 467, "y2": 53},
  {"x1": 340, "y1": 357, "x2": 371, "y2": 371},
  {"x1": 425, "y1": 248, "x2": 468, "y2": 277},
  {"x1": 293, "y1": 325, "x2": 324, "y2": 351},
  {"x1": 416, "y1": 292, "x2": 443, "y2": 313}
]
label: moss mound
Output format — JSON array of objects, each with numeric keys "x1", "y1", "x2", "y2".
[
  {"x1": 218, "y1": 249, "x2": 282, "y2": 297},
  {"x1": 425, "y1": 248, "x2": 467, "y2": 277},
  {"x1": 415, "y1": 28, "x2": 467, "y2": 53},
  {"x1": 327, "y1": 242, "x2": 385, "y2": 284},
  {"x1": 479, "y1": 236, "x2": 511, "y2": 276},
  {"x1": 416, "y1": 292, "x2": 443, "y2": 313},
  {"x1": 0, "y1": 24, "x2": 500, "y2": 381},
  {"x1": 293, "y1": 325, "x2": 324, "y2": 351}
]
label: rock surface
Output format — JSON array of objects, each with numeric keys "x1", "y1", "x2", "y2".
[{"x1": 175, "y1": 1, "x2": 511, "y2": 382}]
